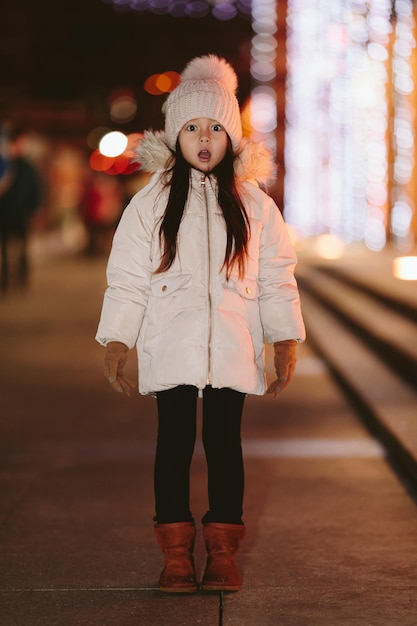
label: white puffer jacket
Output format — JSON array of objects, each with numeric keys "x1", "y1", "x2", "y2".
[{"x1": 96, "y1": 132, "x2": 305, "y2": 395}]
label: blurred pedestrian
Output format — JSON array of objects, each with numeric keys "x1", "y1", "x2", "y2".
[
  {"x1": 81, "y1": 171, "x2": 124, "y2": 256},
  {"x1": 0, "y1": 126, "x2": 42, "y2": 291},
  {"x1": 96, "y1": 55, "x2": 305, "y2": 593}
]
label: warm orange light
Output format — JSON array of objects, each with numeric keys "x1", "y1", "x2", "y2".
[
  {"x1": 144, "y1": 71, "x2": 181, "y2": 95},
  {"x1": 156, "y1": 73, "x2": 172, "y2": 93},
  {"x1": 89, "y1": 149, "x2": 114, "y2": 172},
  {"x1": 112, "y1": 154, "x2": 130, "y2": 174},
  {"x1": 164, "y1": 71, "x2": 181, "y2": 90},
  {"x1": 121, "y1": 161, "x2": 140, "y2": 175},
  {"x1": 105, "y1": 155, "x2": 139, "y2": 176},
  {"x1": 89, "y1": 129, "x2": 142, "y2": 176},
  {"x1": 144, "y1": 74, "x2": 164, "y2": 95}
]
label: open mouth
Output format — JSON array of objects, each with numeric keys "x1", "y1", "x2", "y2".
[{"x1": 198, "y1": 150, "x2": 211, "y2": 161}]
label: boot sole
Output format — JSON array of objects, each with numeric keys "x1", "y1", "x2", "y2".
[{"x1": 160, "y1": 585, "x2": 198, "y2": 593}]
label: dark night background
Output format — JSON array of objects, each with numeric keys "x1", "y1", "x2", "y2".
[{"x1": 0, "y1": 0, "x2": 258, "y2": 140}]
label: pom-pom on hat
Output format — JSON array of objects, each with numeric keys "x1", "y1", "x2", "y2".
[{"x1": 164, "y1": 54, "x2": 243, "y2": 154}]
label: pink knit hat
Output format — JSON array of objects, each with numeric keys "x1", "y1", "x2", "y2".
[{"x1": 164, "y1": 54, "x2": 243, "y2": 154}]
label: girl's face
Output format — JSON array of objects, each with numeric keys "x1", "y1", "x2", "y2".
[{"x1": 178, "y1": 118, "x2": 228, "y2": 172}]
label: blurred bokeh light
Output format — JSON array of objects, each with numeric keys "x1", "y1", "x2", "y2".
[
  {"x1": 104, "y1": 0, "x2": 250, "y2": 20},
  {"x1": 99, "y1": 131, "x2": 128, "y2": 157},
  {"x1": 393, "y1": 255, "x2": 417, "y2": 280},
  {"x1": 144, "y1": 72, "x2": 181, "y2": 96},
  {"x1": 284, "y1": 0, "x2": 416, "y2": 253},
  {"x1": 2, "y1": 0, "x2": 417, "y2": 258}
]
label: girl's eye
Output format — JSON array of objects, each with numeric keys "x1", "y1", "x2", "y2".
[
  {"x1": 212, "y1": 124, "x2": 223, "y2": 132},
  {"x1": 186, "y1": 124, "x2": 197, "y2": 131}
]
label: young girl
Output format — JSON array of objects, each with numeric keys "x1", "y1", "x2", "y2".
[{"x1": 96, "y1": 55, "x2": 305, "y2": 594}]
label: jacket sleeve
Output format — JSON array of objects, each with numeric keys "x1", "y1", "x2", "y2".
[
  {"x1": 257, "y1": 196, "x2": 306, "y2": 344},
  {"x1": 95, "y1": 196, "x2": 154, "y2": 349}
]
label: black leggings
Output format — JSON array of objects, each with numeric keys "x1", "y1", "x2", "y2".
[{"x1": 154, "y1": 385, "x2": 245, "y2": 525}]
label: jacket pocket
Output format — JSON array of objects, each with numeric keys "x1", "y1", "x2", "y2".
[
  {"x1": 228, "y1": 276, "x2": 259, "y2": 300},
  {"x1": 141, "y1": 272, "x2": 195, "y2": 359},
  {"x1": 221, "y1": 276, "x2": 263, "y2": 361},
  {"x1": 150, "y1": 273, "x2": 193, "y2": 297}
]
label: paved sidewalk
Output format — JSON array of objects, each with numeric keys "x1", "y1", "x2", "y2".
[{"x1": 0, "y1": 253, "x2": 417, "y2": 625}]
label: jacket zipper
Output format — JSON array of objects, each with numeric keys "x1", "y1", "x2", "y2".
[{"x1": 201, "y1": 173, "x2": 212, "y2": 385}]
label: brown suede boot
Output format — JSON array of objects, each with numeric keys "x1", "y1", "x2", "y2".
[
  {"x1": 154, "y1": 522, "x2": 198, "y2": 593},
  {"x1": 201, "y1": 522, "x2": 246, "y2": 592}
]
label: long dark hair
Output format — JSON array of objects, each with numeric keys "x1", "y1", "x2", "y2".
[{"x1": 155, "y1": 142, "x2": 250, "y2": 279}]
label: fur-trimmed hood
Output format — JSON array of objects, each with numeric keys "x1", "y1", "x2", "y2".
[{"x1": 134, "y1": 130, "x2": 276, "y2": 187}]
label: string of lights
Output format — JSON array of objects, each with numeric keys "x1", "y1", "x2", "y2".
[
  {"x1": 248, "y1": 0, "x2": 277, "y2": 151},
  {"x1": 102, "y1": 0, "x2": 252, "y2": 20},
  {"x1": 390, "y1": 0, "x2": 416, "y2": 251}
]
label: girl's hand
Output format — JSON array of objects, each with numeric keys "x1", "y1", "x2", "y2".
[
  {"x1": 104, "y1": 341, "x2": 135, "y2": 398},
  {"x1": 266, "y1": 340, "x2": 297, "y2": 398}
]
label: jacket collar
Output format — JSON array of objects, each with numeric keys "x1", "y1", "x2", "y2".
[{"x1": 134, "y1": 129, "x2": 276, "y2": 188}]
